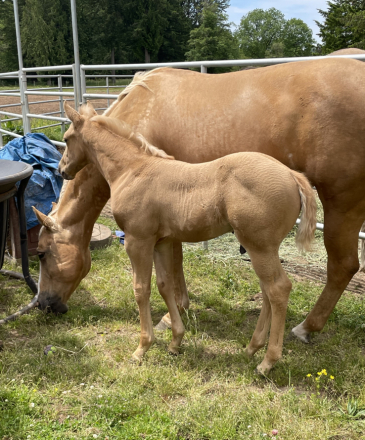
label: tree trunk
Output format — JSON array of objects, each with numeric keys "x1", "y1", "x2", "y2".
[
  {"x1": 111, "y1": 47, "x2": 115, "y2": 86},
  {"x1": 144, "y1": 48, "x2": 151, "y2": 64}
]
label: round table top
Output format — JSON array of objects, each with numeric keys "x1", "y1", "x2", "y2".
[{"x1": 0, "y1": 159, "x2": 33, "y2": 194}]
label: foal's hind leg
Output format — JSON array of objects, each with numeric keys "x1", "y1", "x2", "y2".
[
  {"x1": 154, "y1": 240, "x2": 185, "y2": 354},
  {"x1": 155, "y1": 241, "x2": 189, "y2": 331},
  {"x1": 244, "y1": 247, "x2": 292, "y2": 375}
]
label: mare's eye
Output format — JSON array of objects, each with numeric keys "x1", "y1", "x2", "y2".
[{"x1": 38, "y1": 252, "x2": 45, "y2": 260}]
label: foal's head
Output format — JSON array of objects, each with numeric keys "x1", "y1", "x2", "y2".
[{"x1": 59, "y1": 102, "x2": 97, "y2": 180}]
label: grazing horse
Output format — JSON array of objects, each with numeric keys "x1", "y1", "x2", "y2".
[
  {"x1": 36, "y1": 56, "x2": 365, "y2": 344},
  {"x1": 53, "y1": 102, "x2": 316, "y2": 374}
]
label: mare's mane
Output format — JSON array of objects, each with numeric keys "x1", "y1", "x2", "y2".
[
  {"x1": 90, "y1": 115, "x2": 174, "y2": 160},
  {"x1": 103, "y1": 69, "x2": 164, "y2": 116}
]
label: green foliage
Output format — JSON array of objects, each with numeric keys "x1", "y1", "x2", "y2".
[
  {"x1": 21, "y1": 0, "x2": 71, "y2": 67},
  {"x1": 185, "y1": 1, "x2": 239, "y2": 72},
  {"x1": 236, "y1": 8, "x2": 315, "y2": 58},
  {"x1": 340, "y1": 398, "x2": 365, "y2": 419},
  {"x1": 1, "y1": 118, "x2": 24, "y2": 143},
  {"x1": 316, "y1": 0, "x2": 365, "y2": 53}
]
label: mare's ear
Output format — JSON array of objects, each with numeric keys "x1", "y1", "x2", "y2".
[
  {"x1": 32, "y1": 207, "x2": 59, "y2": 232},
  {"x1": 64, "y1": 101, "x2": 83, "y2": 128}
]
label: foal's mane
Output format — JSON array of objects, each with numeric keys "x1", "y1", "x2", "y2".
[{"x1": 90, "y1": 115, "x2": 174, "y2": 160}]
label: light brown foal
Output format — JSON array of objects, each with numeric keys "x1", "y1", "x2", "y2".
[{"x1": 56, "y1": 102, "x2": 316, "y2": 374}]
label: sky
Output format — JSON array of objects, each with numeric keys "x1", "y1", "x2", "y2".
[{"x1": 227, "y1": 0, "x2": 330, "y2": 42}]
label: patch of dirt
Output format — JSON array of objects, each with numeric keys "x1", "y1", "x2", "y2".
[{"x1": 0, "y1": 93, "x2": 112, "y2": 116}]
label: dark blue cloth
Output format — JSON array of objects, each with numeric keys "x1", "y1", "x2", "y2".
[{"x1": 0, "y1": 133, "x2": 63, "y2": 229}]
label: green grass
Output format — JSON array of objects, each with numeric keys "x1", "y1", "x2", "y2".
[{"x1": 1, "y1": 217, "x2": 365, "y2": 439}]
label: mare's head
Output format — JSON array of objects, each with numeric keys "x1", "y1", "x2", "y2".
[
  {"x1": 59, "y1": 102, "x2": 97, "y2": 180},
  {"x1": 32, "y1": 192, "x2": 92, "y2": 314}
]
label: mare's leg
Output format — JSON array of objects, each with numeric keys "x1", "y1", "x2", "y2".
[
  {"x1": 242, "y1": 245, "x2": 292, "y2": 375},
  {"x1": 155, "y1": 241, "x2": 189, "y2": 330},
  {"x1": 292, "y1": 202, "x2": 365, "y2": 342},
  {"x1": 154, "y1": 240, "x2": 185, "y2": 353},
  {"x1": 124, "y1": 237, "x2": 155, "y2": 361}
]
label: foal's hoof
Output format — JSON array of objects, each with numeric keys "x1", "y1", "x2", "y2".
[
  {"x1": 242, "y1": 347, "x2": 254, "y2": 361},
  {"x1": 255, "y1": 363, "x2": 271, "y2": 377},
  {"x1": 155, "y1": 317, "x2": 172, "y2": 331},
  {"x1": 291, "y1": 322, "x2": 311, "y2": 344},
  {"x1": 168, "y1": 344, "x2": 180, "y2": 356},
  {"x1": 130, "y1": 350, "x2": 144, "y2": 365}
]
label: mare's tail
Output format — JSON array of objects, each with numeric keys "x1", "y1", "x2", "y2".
[{"x1": 290, "y1": 170, "x2": 317, "y2": 253}]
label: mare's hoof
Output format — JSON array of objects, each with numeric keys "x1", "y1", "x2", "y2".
[
  {"x1": 291, "y1": 323, "x2": 311, "y2": 344},
  {"x1": 155, "y1": 318, "x2": 172, "y2": 332}
]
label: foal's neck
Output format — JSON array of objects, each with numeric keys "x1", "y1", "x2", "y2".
[
  {"x1": 85, "y1": 124, "x2": 152, "y2": 185},
  {"x1": 56, "y1": 165, "x2": 110, "y2": 239}
]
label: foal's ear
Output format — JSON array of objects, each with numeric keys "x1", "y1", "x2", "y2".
[
  {"x1": 64, "y1": 101, "x2": 83, "y2": 129},
  {"x1": 86, "y1": 101, "x2": 97, "y2": 117},
  {"x1": 32, "y1": 207, "x2": 59, "y2": 232}
]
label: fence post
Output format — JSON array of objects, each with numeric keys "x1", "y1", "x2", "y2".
[
  {"x1": 72, "y1": 64, "x2": 81, "y2": 109},
  {"x1": 200, "y1": 64, "x2": 208, "y2": 250},
  {"x1": 19, "y1": 69, "x2": 31, "y2": 135},
  {"x1": 80, "y1": 65, "x2": 87, "y2": 104},
  {"x1": 106, "y1": 76, "x2": 110, "y2": 108},
  {"x1": 58, "y1": 75, "x2": 65, "y2": 134}
]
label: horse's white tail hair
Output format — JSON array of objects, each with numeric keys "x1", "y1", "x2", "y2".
[
  {"x1": 290, "y1": 170, "x2": 317, "y2": 253},
  {"x1": 360, "y1": 222, "x2": 365, "y2": 272}
]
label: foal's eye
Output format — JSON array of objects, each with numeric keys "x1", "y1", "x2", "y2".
[{"x1": 38, "y1": 252, "x2": 45, "y2": 260}]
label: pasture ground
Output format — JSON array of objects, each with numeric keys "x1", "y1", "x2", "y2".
[{"x1": 1, "y1": 213, "x2": 365, "y2": 439}]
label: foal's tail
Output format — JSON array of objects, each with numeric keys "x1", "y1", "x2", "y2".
[{"x1": 290, "y1": 170, "x2": 317, "y2": 253}]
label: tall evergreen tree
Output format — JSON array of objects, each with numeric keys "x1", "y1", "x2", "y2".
[
  {"x1": 185, "y1": 1, "x2": 238, "y2": 71},
  {"x1": 316, "y1": 0, "x2": 365, "y2": 53},
  {"x1": 0, "y1": 0, "x2": 26, "y2": 72},
  {"x1": 21, "y1": 0, "x2": 71, "y2": 67}
]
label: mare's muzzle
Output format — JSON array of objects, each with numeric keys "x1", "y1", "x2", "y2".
[{"x1": 37, "y1": 294, "x2": 69, "y2": 314}]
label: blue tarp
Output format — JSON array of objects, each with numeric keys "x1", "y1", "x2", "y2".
[{"x1": 0, "y1": 133, "x2": 63, "y2": 229}]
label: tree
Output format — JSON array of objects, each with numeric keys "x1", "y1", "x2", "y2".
[
  {"x1": 21, "y1": 0, "x2": 71, "y2": 67},
  {"x1": 182, "y1": 0, "x2": 229, "y2": 27},
  {"x1": 185, "y1": 1, "x2": 239, "y2": 71},
  {"x1": 316, "y1": 0, "x2": 365, "y2": 52},
  {"x1": 236, "y1": 8, "x2": 315, "y2": 59},
  {"x1": 281, "y1": 18, "x2": 315, "y2": 57},
  {"x1": 236, "y1": 8, "x2": 286, "y2": 59},
  {"x1": 0, "y1": 0, "x2": 26, "y2": 72}
]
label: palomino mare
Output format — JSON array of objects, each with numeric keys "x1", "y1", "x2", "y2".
[
  {"x1": 35, "y1": 55, "x2": 365, "y2": 344},
  {"x1": 54, "y1": 102, "x2": 316, "y2": 374}
]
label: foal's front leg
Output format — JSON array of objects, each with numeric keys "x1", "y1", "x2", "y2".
[
  {"x1": 154, "y1": 240, "x2": 185, "y2": 354},
  {"x1": 124, "y1": 236, "x2": 156, "y2": 362}
]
